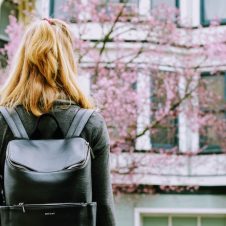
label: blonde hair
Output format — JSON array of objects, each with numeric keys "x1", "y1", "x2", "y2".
[{"x1": 0, "y1": 18, "x2": 94, "y2": 116}]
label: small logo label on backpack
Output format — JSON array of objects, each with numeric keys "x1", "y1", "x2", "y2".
[{"x1": 45, "y1": 212, "x2": 55, "y2": 216}]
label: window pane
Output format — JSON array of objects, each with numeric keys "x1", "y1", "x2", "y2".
[
  {"x1": 202, "y1": 217, "x2": 226, "y2": 226},
  {"x1": 151, "y1": 117, "x2": 177, "y2": 148},
  {"x1": 203, "y1": 0, "x2": 226, "y2": 21},
  {"x1": 201, "y1": 73, "x2": 225, "y2": 109},
  {"x1": 203, "y1": 113, "x2": 225, "y2": 142},
  {"x1": 151, "y1": 0, "x2": 175, "y2": 8},
  {"x1": 172, "y1": 217, "x2": 197, "y2": 226},
  {"x1": 0, "y1": 1, "x2": 17, "y2": 41},
  {"x1": 200, "y1": 73, "x2": 226, "y2": 152},
  {"x1": 110, "y1": 0, "x2": 138, "y2": 3},
  {"x1": 51, "y1": 0, "x2": 139, "y2": 18},
  {"x1": 150, "y1": 71, "x2": 178, "y2": 148},
  {"x1": 143, "y1": 216, "x2": 168, "y2": 226},
  {"x1": 51, "y1": 0, "x2": 65, "y2": 18}
]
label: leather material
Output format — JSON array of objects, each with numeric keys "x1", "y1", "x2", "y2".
[
  {"x1": 0, "y1": 202, "x2": 96, "y2": 226},
  {"x1": 0, "y1": 106, "x2": 97, "y2": 226},
  {"x1": 7, "y1": 138, "x2": 89, "y2": 172},
  {"x1": 4, "y1": 139, "x2": 93, "y2": 205}
]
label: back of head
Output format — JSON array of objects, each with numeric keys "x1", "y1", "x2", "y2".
[{"x1": 0, "y1": 18, "x2": 93, "y2": 116}]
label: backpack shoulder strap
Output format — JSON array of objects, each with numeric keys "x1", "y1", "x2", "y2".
[
  {"x1": 0, "y1": 107, "x2": 29, "y2": 139},
  {"x1": 66, "y1": 108, "x2": 95, "y2": 138}
]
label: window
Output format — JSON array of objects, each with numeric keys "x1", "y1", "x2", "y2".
[
  {"x1": 49, "y1": 0, "x2": 65, "y2": 18},
  {"x1": 0, "y1": 0, "x2": 18, "y2": 47},
  {"x1": 150, "y1": 0, "x2": 179, "y2": 24},
  {"x1": 50, "y1": 0, "x2": 139, "y2": 19},
  {"x1": 201, "y1": 0, "x2": 226, "y2": 26},
  {"x1": 200, "y1": 72, "x2": 226, "y2": 153},
  {"x1": 150, "y1": 0, "x2": 179, "y2": 9},
  {"x1": 0, "y1": 0, "x2": 18, "y2": 68},
  {"x1": 150, "y1": 117, "x2": 178, "y2": 149},
  {"x1": 143, "y1": 216, "x2": 168, "y2": 226},
  {"x1": 50, "y1": 0, "x2": 82, "y2": 22},
  {"x1": 150, "y1": 71, "x2": 178, "y2": 149},
  {"x1": 107, "y1": 0, "x2": 139, "y2": 18},
  {"x1": 142, "y1": 215, "x2": 226, "y2": 226},
  {"x1": 108, "y1": 0, "x2": 138, "y2": 4}
]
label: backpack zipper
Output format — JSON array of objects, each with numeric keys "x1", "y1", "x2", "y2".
[
  {"x1": 13, "y1": 202, "x2": 95, "y2": 213},
  {"x1": 8, "y1": 161, "x2": 30, "y2": 171}
]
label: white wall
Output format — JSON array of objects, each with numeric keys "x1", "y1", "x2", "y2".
[{"x1": 35, "y1": 0, "x2": 50, "y2": 18}]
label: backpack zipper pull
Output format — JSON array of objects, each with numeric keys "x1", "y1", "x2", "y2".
[
  {"x1": 85, "y1": 141, "x2": 95, "y2": 159},
  {"x1": 18, "y1": 202, "x2": 25, "y2": 213}
]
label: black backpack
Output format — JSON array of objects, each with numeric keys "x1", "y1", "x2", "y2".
[{"x1": 0, "y1": 106, "x2": 96, "y2": 226}]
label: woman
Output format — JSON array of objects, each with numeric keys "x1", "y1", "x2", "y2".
[{"x1": 0, "y1": 18, "x2": 116, "y2": 226}]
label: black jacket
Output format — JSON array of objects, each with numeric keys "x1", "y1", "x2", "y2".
[{"x1": 0, "y1": 100, "x2": 116, "y2": 226}]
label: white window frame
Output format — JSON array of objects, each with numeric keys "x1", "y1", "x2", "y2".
[
  {"x1": 179, "y1": 0, "x2": 201, "y2": 27},
  {"x1": 135, "y1": 208, "x2": 226, "y2": 226},
  {"x1": 135, "y1": 72, "x2": 151, "y2": 150}
]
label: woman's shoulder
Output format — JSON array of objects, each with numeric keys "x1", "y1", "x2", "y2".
[
  {"x1": 81, "y1": 108, "x2": 110, "y2": 152},
  {"x1": 58, "y1": 102, "x2": 106, "y2": 130},
  {"x1": 87, "y1": 109, "x2": 106, "y2": 129}
]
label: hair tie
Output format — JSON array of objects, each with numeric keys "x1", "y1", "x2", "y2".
[{"x1": 42, "y1": 18, "x2": 53, "y2": 25}]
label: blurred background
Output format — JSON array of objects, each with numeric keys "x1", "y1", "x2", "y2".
[{"x1": 0, "y1": 0, "x2": 226, "y2": 226}]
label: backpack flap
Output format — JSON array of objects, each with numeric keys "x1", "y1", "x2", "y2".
[
  {"x1": 4, "y1": 137, "x2": 93, "y2": 205},
  {"x1": 6, "y1": 138, "x2": 90, "y2": 172}
]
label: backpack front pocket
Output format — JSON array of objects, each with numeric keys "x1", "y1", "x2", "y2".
[{"x1": 0, "y1": 202, "x2": 96, "y2": 226}]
